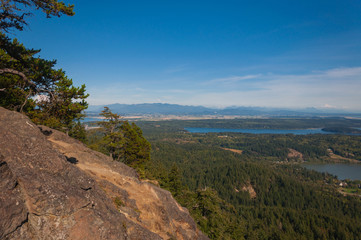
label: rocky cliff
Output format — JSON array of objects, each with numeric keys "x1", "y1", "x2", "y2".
[{"x1": 0, "y1": 107, "x2": 208, "y2": 240}]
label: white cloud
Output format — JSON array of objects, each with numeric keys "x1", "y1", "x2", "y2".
[
  {"x1": 205, "y1": 74, "x2": 261, "y2": 85},
  {"x1": 182, "y1": 67, "x2": 361, "y2": 110},
  {"x1": 33, "y1": 94, "x2": 50, "y2": 102},
  {"x1": 323, "y1": 104, "x2": 337, "y2": 109},
  {"x1": 324, "y1": 67, "x2": 361, "y2": 78},
  {"x1": 163, "y1": 64, "x2": 188, "y2": 74}
]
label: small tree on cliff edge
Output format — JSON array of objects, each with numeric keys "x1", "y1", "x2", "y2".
[
  {"x1": 97, "y1": 107, "x2": 151, "y2": 176},
  {"x1": 98, "y1": 107, "x2": 125, "y2": 160}
]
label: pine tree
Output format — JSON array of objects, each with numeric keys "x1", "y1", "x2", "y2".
[
  {"x1": 0, "y1": 33, "x2": 88, "y2": 136},
  {"x1": 97, "y1": 107, "x2": 151, "y2": 174}
]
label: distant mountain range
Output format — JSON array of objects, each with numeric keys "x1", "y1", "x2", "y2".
[{"x1": 86, "y1": 103, "x2": 361, "y2": 117}]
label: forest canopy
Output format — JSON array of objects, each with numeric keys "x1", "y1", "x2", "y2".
[{"x1": 136, "y1": 119, "x2": 361, "y2": 239}]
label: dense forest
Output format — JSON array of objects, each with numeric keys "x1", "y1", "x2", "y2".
[
  {"x1": 129, "y1": 119, "x2": 361, "y2": 239},
  {"x1": 136, "y1": 119, "x2": 361, "y2": 162}
]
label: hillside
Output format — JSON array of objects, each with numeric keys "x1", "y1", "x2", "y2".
[{"x1": 0, "y1": 107, "x2": 208, "y2": 240}]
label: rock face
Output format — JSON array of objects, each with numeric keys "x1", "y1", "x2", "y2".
[{"x1": 0, "y1": 107, "x2": 208, "y2": 240}]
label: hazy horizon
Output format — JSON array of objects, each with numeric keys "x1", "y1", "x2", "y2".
[{"x1": 87, "y1": 102, "x2": 361, "y2": 114}]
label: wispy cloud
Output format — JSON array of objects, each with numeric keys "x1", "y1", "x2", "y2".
[
  {"x1": 180, "y1": 67, "x2": 361, "y2": 110},
  {"x1": 322, "y1": 104, "x2": 338, "y2": 109},
  {"x1": 204, "y1": 74, "x2": 261, "y2": 85},
  {"x1": 323, "y1": 67, "x2": 361, "y2": 78},
  {"x1": 163, "y1": 64, "x2": 189, "y2": 74}
]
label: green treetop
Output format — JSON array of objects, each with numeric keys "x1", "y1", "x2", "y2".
[{"x1": 0, "y1": 0, "x2": 74, "y2": 33}]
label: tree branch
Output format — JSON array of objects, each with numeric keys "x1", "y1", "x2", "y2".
[
  {"x1": 20, "y1": 88, "x2": 32, "y2": 112},
  {"x1": 0, "y1": 68, "x2": 36, "y2": 87}
]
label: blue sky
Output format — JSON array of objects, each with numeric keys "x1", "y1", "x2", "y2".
[{"x1": 12, "y1": 0, "x2": 361, "y2": 110}]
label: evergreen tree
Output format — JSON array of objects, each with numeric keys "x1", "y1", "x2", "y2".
[
  {"x1": 97, "y1": 107, "x2": 125, "y2": 160},
  {"x1": 0, "y1": 33, "x2": 88, "y2": 135},
  {"x1": 97, "y1": 107, "x2": 151, "y2": 174}
]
